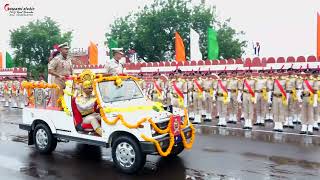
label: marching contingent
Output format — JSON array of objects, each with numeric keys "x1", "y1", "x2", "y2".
[{"x1": 142, "y1": 67, "x2": 320, "y2": 135}]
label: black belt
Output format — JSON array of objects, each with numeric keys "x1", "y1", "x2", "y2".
[{"x1": 273, "y1": 94, "x2": 282, "y2": 97}]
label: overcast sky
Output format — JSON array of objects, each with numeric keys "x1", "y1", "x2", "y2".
[{"x1": 0, "y1": 0, "x2": 319, "y2": 58}]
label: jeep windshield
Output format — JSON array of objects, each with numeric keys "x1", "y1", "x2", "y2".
[{"x1": 98, "y1": 79, "x2": 144, "y2": 103}]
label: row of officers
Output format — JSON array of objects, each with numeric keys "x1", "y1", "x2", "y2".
[
  {"x1": 0, "y1": 77, "x2": 27, "y2": 108},
  {"x1": 139, "y1": 68, "x2": 320, "y2": 135}
]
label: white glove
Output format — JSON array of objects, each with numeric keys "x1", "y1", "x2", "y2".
[
  {"x1": 297, "y1": 90, "x2": 302, "y2": 102},
  {"x1": 286, "y1": 93, "x2": 290, "y2": 105},
  {"x1": 237, "y1": 92, "x2": 242, "y2": 103},
  {"x1": 227, "y1": 91, "x2": 231, "y2": 103},
  {"x1": 313, "y1": 94, "x2": 318, "y2": 107},
  {"x1": 212, "y1": 90, "x2": 216, "y2": 101},
  {"x1": 267, "y1": 91, "x2": 272, "y2": 104},
  {"x1": 183, "y1": 93, "x2": 188, "y2": 107},
  {"x1": 253, "y1": 96, "x2": 257, "y2": 104}
]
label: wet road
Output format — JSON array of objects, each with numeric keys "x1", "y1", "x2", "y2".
[{"x1": 0, "y1": 107, "x2": 320, "y2": 180}]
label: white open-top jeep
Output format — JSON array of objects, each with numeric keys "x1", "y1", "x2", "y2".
[{"x1": 19, "y1": 72, "x2": 195, "y2": 174}]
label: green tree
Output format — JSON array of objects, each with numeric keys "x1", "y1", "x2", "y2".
[
  {"x1": 10, "y1": 17, "x2": 72, "y2": 78},
  {"x1": 106, "y1": 0, "x2": 246, "y2": 61}
]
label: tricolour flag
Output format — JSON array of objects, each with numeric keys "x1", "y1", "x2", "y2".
[{"x1": 190, "y1": 28, "x2": 202, "y2": 61}]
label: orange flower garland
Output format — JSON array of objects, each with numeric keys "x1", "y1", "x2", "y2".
[{"x1": 89, "y1": 75, "x2": 195, "y2": 156}]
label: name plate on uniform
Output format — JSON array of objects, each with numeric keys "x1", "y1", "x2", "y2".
[{"x1": 34, "y1": 88, "x2": 46, "y2": 109}]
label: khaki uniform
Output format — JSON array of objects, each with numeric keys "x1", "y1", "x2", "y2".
[
  {"x1": 202, "y1": 77, "x2": 214, "y2": 121},
  {"x1": 300, "y1": 77, "x2": 317, "y2": 134},
  {"x1": 284, "y1": 75, "x2": 296, "y2": 128},
  {"x1": 150, "y1": 79, "x2": 165, "y2": 104},
  {"x1": 163, "y1": 80, "x2": 171, "y2": 110},
  {"x1": 11, "y1": 80, "x2": 20, "y2": 108},
  {"x1": 4, "y1": 81, "x2": 12, "y2": 107},
  {"x1": 313, "y1": 78, "x2": 320, "y2": 130},
  {"x1": 192, "y1": 77, "x2": 204, "y2": 123},
  {"x1": 0, "y1": 81, "x2": 4, "y2": 103},
  {"x1": 293, "y1": 76, "x2": 303, "y2": 124},
  {"x1": 137, "y1": 79, "x2": 147, "y2": 96},
  {"x1": 216, "y1": 78, "x2": 229, "y2": 126},
  {"x1": 105, "y1": 58, "x2": 124, "y2": 75},
  {"x1": 170, "y1": 78, "x2": 186, "y2": 114},
  {"x1": 265, "y1": 77, "x2": 274, "y2": 121},
  {"x1": 272, "y1": 77, "x2": 287, "y2": 131},
  {"x1": 48, "y1": 54, "x2": 73, "y2": 106},
  {"x1": 227, "y1": 77, "x2": 238, "y2": 123},
  {"x1": 18, "y1": 81, "x2": 26, "y2": 108},
  {"x1": 241, "y1": 78, "x2": 256, "y2": 129},
  {"x1": 255, "y1": 76, "x2": 267, "y2": 125},
  {"x1": 186, "y1": 79, "x2": 195, "y2": 119}
]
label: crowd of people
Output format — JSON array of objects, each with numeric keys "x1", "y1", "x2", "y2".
[{"x1": 140, "y1": 67, "x2": 320, "y2": 135}]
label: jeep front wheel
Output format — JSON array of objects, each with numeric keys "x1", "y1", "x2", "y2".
[
  {"x1": 111, "y1": 136, "x2": 146, "y2": 174},
  {"x1": 33, "y1": 123, "x2": 57, "y2": 154}
]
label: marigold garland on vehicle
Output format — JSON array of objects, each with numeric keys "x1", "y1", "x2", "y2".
[{"x1": 91, "y1": 76, "x2": 195, "y2": 157}]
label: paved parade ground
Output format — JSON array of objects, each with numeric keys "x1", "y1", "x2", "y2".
[{"x1": 0, "y1": 107, "x2": 320, "y2": 180}]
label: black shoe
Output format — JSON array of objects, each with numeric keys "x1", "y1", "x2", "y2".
[
  {"x1": 260, "y1": 123, "x2": 265, "y2": 127},
  {"x1": 189, "y1": 117, "x2": 195, "y2": 121},
  {"x1": 232, "y1": 121, "x2": 237, "y2": 124},
  {"x1": 265, "y1": 119, "x2": 272, "y2": 122},
  {"x1": 227, "y1": 120, "x2": 234, "y2": 124},
  {"x1": 204, "y1": 119, "x2": 212, "y2": 122},
  {"x1": 240, "y1": 117, "x2": 245, "y2": 121},
  {"x1": 215, "y1": 116, "x2": 220, "y2": 119},
  {"x1": 297, "y1": 122, "x2": 301, "y2": 125},
  {"x1": 293, "y1": 121, "x2": 298, "y2": 124},
  {"x1": 313, "y1": 127, "x2": 319, "y2": 131},
  {"x1": 289, "y1": 126, "x2": 294, "y2": 129},
  {"x1": 283, "y1": 125, "x2": 289, "y2": 128},
  {"x1": 300, "y1": 131, "x2": 307, "y2": 134},
  {"x1": 273, "y1": 129, "x2": 283, "y2": 132},
  {"x1": 307, "y1": 131, "x2": 313, "y2": 135},
  {"x1": 253, "y1": 123, "x2": 260, "y2": 126},
  {"x1": 218, "y1": 124, "x2": 226, "y2": 127}
]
